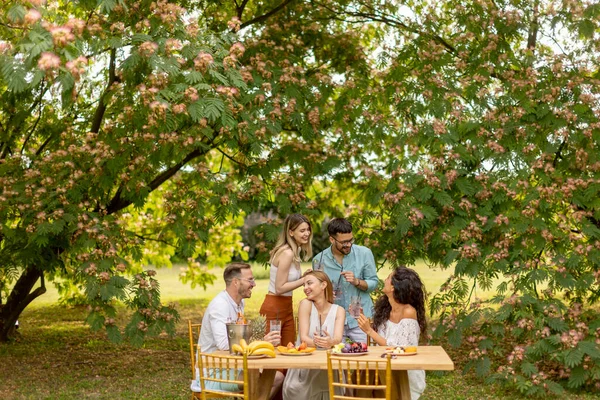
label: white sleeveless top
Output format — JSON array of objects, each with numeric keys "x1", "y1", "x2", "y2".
[{"x1": 268, "y1": 263, "x2": 301, "y2": 296}]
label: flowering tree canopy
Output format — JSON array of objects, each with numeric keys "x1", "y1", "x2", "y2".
[{"x1": 1, "y1": 0, "x2": 599, "y2": 394}]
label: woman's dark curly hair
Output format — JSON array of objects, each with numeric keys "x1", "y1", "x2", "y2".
[{"x1": 371, "y1": 267, "x2": 427, "y2": 338}]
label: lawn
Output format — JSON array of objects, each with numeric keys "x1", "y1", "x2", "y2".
[{"x1": 1, "y1": 264, "x2": 596, "y2": 399}]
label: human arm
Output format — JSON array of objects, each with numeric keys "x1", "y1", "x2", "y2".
[
  {"x1": 313, "y1": 306, "x2": 346, "y2": 349},
  {"x1": 209, "y1": 305, "x2": 232, "y2": 351},
  {"x1": 273, "y1": 248, "x2": 304, "y2": 295},
  {"x1": 357, "y1": 313, "x2": 387, "y2": 346},
  {"x1": 297, "y1": 299, "x2": 315, "y2": 347},
  {"x1": 340, "y1": 247, "x2": 378, "y2": 292}
]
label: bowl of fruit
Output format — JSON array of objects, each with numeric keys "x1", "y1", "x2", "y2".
[{"x1": 331, "y1": 341, "x2": 369, "y2": 356}]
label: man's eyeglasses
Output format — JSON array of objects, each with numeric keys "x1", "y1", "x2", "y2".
[
  {"x1": 332, "y1": 237, "x2": 354, "y2": 246},
  {"x1": 238, "y1": 277, "x2": 256, "y2": 285}
]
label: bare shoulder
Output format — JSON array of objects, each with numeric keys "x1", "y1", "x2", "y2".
[
  {"x1": 298, "y1": 298, "x2": 312, "y2": 312},
  {"x1": 272, "y1": 246, "x2": 294, "y2": 266},
  {"x1": 402, "y1": 305, "x2": 417, "y2": 320}
]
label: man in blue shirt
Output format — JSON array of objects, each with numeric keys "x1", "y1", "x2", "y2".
[{"x1": 312, "y1": 218, "x2": 379, "y2": 343}]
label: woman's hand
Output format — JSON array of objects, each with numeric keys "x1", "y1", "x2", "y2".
[
  {"x1": 313, "y1": 329, "x2": 333, "y2": 349},
  {"x1": 356, "y1": 313, "x2": 373, "y2": 335}
]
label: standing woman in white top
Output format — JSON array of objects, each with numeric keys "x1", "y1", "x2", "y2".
[
  {"x1": 357, "y1": 267, "x2": 428, "y2": 400},
  {"x1": 259, "y1": 214, "x2": 313, "y2": 347}
]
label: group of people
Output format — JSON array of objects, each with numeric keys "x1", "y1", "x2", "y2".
[{"x1": 194, "y1": 215, "x2": 427, "y2": 400}]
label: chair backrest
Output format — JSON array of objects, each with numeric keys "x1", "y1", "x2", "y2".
[
  {"x1": 197, "y1": 351, "x2": 249, "y2": 400},
  {"x1": 188, "y1": 320, "x2": 202, "y2": 379},
  {"x1": 326, "y1": 350, "x2": 392, "y2": 400}
]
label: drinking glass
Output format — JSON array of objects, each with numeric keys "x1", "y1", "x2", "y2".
[
  {"x1": 312, "y1": 258, "x2": 324, "y2": 271},
  {"x1": 349, "y1": 296, "x2": 362, "y2": 318},
  {"x1": 270, "y1": 319, "x2": 282, "y2": 345},
  {"x1": 333, "y1": 275, "x2": 344, "y2": 301}
]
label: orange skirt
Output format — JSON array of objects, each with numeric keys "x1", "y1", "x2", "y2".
[{"x1": 259, "y1": 294, "x2": 296, "y2": 347}]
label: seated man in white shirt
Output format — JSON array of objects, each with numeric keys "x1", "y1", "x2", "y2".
[{"x1": 194, "y1": 262, "x2": 283, "y2": 398}]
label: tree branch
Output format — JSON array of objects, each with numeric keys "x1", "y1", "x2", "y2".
[
  {"x1": 240, "y1": 0, "x2": 294, "y2": 29},
  {"x1": 526, "y1": 0, "x2": 539, "y2": 52},
  {"x1": 104, "y1": 146, "x2": 211, "y2": 215},
  {"x1": 90, "y1": 48, "x2": 117, "y2": 134}
]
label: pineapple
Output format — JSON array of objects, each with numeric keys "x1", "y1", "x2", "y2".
[{"x1": 249, "y1": 314, "x2": 267, "y2": 342}]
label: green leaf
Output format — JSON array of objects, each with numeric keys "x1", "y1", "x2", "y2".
[
  {"x1": 564, "y1": 348, "x2": 585, "y2": 368},
  {"x1": 578, "y1": 20, "x2": 595, "y2": 39},
  {"x1": 520, "y1": 361, "x2": 538, "y2": 377},
  {"x1": 567, "y1": 366, "x2": 586, "y2": 388},
  {"x1": 7, "y1": 4, "x2": 26, "y2": 22}
]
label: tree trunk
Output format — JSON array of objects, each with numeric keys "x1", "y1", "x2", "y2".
[{"x1": 0, "y1": 266, "x2": 46, "y2": 342}]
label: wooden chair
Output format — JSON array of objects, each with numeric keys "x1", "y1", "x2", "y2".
[
  {"x1": 198, "y1": 351, "x2": 249, "y2": 400},
  {"x1": 326, "y1": 350, "x2": 392, "y2": 400},
  {"x1": 187, "y1": 320, "x2": 230, "y2": 400}
]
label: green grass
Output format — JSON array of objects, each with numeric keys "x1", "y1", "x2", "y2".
[{"x1": 1, "y1": 264, "x2": 596, "y2": 399}]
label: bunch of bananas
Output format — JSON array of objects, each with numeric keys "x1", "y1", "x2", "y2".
[{"x1": 231, "y1": 339, "x2": 276, "y2": 358}]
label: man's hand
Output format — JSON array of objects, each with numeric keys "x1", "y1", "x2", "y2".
[
  {"x1": 263, "y1": 330, "x2": 281, "y2": 346},
  {"x1": 341, "y1": 271, "x2": 356, "y2": 284}
]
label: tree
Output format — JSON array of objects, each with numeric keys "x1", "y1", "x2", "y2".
[
  {"x1": 318, "y1": 0, "x2": 600, "y2": 394},
  {"x1": 0, "y1": 0, "x2": 378, "y2": 343}
]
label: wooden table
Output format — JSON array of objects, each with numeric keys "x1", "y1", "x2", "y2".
[{"x1": 216, "y1": 346, "x2": 454, "y2": 399}]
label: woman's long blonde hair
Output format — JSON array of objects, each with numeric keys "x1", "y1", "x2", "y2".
[{"x1": 269, "y1": 214, "x2": 313, "y2": 264}]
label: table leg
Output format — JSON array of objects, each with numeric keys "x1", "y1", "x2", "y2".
[
  {"x1": 393, "y1": 370, "x2": 411, "y2": 400},
  {"x1": 248, "y1": 369, "x2": 276, "y2": 400}
]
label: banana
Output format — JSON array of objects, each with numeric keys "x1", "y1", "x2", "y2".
[
  {"x1": 250, "y1": 348, "x2": 276, "y2": 358},
  {"x1": 232, "y1": 344, "x2": 245, "y2": 354},
  {"x1": 247, "y1": 340, "x2": 275, "y2": 353},
  {"x1": 239, "y1": 338, "x2": 248, "y2": 351}
]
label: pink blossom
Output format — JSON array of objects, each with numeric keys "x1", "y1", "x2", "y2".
[
  {"x1": 38, "y1": 52, "x2": 61, "y2": 71},
  {"x1": 184, "y1": 87, "x2": 199, "y2": 102},
  {"x1": 49, "y1": 26, "x2": 75, "y2": 47},
  {"x1": 229, "y1": 42, "x2": 245, "y2": 58},
  {"x1": 227, "y1": 16, "x2": 241, "y2": 32},
  {"x1": 139, "y1": 41, "x2": 158, "y2": 57},
  {"x1": 194, "y1": 52, "x2": 213, "y2": 71},
  {"x1": 66, "y1": 18, "x2": 86, "y2": 35},
  {"x1": 65, "y1": 56, "x2": 87, "y2": 79},
  {"x1": 24, "y1": 9, "x2": 42, "y2": 25},
  {"x1": 172, "y1": 104, "x2": 187, "y2": 114},
  {"x1": 0, "y1": 41, "x2": 12, "y2": 54},
  {"x1": 165, "y1": 38, "x2": 182, "y2": 54}
]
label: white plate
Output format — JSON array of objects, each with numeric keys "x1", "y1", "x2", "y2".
[
  {"x1": 277, "y1": 351, "x2": 313, "y2": 356},
  {"x1": 236, "y1": 354, "x2": 269, "y2": 360},
  {"x1": 384, "y1": 351, "x2": 417, "y2": 356},
  {"x1": 330, "y1": 351, "x2": 369, "y2": 357}
]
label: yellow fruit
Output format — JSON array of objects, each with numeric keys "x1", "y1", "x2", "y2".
[
  {"x1": 248, "y1": 340, "x2": 275, "y2": 353},
  {"x1": 277, "y1": 346, "x2": 288, "y2": 353},
  {"x1": 250, "y1": 348, "x2": 276, "y2": 358},
  {"x1": 405, "y1": 346, "x2": 417, "y2": 353},
  {"x1": 301, "y1": 347, "x2": 316, "y2": 353},
  {"x1": 288, "y1": 348, "x2": 299, "y2": 353},
  {"x1": 232, "y1": 344, "x2": 244, "y2": 354},
  {"x1": 239, "y1": 339, "x2": 248, "y2": 351}
]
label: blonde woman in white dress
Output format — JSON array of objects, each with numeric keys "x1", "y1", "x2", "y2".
[{"x1": 282, "y1": 271, "x2": 346, "y2": 400}]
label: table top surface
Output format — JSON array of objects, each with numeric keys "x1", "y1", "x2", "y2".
[{"x1": 213, "y1": 346, "x2": 454, "y2": 371}]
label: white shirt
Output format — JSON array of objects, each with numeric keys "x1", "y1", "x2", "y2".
[{"x1": 198, "y1": 290, "x2": 244, "y2": 354}]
